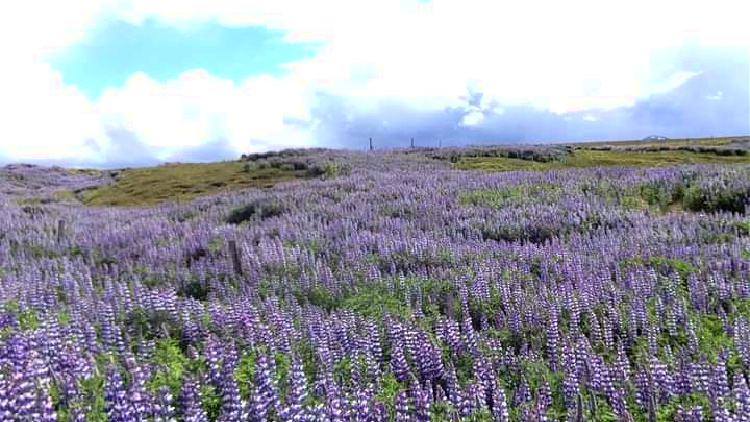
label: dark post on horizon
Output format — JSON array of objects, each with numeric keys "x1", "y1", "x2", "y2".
[
  {"x1": 228, "y1": 239, "x2": 242, "y2": 275},
  {"x1": 57, "y1": 220, "x2": 66, "y2": 244}
]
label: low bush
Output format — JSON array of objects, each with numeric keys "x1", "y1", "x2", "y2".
[{"x1": 226, "y1": 198, "x2": 286, "y2": 224}]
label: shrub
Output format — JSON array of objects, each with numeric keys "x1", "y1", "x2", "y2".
[{"x1": 226, "y1": 198, "x2": 285, "y2": 224}]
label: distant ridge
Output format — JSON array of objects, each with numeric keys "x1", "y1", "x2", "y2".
[{"x1": 643, "y1": 135, "x2": 669, "y2": 141}]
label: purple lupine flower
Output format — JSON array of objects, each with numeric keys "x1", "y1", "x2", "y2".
[
  {"x1": 414, "y1": 385, "x2": 430, "y2": 422},
  {"x1": 152, "y1": 385, "x2": 176, "y2": 422},
  {"x1": 437, "y1": 317, "x2": 461, "y2": 355},
  {"x1": 180, "y1": 378, "x2": 209, "y2": 422},
  {"x1": 127, "y1": 360, "x2": 151, "y2": 421},
  {"x1": 734, "y1": 372, "x2": 750, "y2": 422},
  {"x1": 539, "y1": 380, "x2": 552, "y2": 409},
  {"x1": 371, "y1": 402, "x2": 388, "y2": 422},
  {"x1": 491, "y1": 385, "x2": 509, "y2": 422},
  {"x1": 104, "y1": 364, "x2": 130, "y2": 422},
  {"x1": 547, "y1": 307, "x2": 559, "y2": 370},
  {"x1": 690, "y1": 359, "x2": 710, "y2": 394},
  {"x1": 69, "y1": 405, "x2": 86, "y2": 422},
  {"x1": 250, "y1": 351, "x2": 278, "y2": 422},
  {"x1": 434, "y1": 385, "x2": 447, "y2": 403},
  {"x1": 34, "y1": 389, "x2": 57, "y2": 422},
  {"x1": 458, "y1": 386, "x2": 473, "y2": 418},
  {"x1": 281, "y1": 355, "x2": 308, "y2": 422},
  {"x1": 326, "y1": 390, "x2": 347, "y2": 422},
  {"x1": 218, "y1": 364, "x2": 246, "y2": 422},
  {"x1": 713, "y1": 397, "x2": 732, "y2": 422},
  {"x1": 351, "y1": 388, "x2": 372, "y2": 422},
  {"x1": 514, "y1": 376, "x2": 531, "y2": 406},
  {"x1": 395, "y1": 391, "x2": 411, "y2": 422},
  {"x1": 443, "y1": 362, "x2": 460, "y2": 408},
  {"x1": 390, "y1": 341, "x2": 410, "y2": 382},
  {"x1": 709, "y1": 350, "x2": 730, "y2": 404}
]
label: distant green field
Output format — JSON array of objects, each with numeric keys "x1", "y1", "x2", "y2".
[
  {"x1": 455, "y1": 149, "x2": 750, "y2": 172},
  {"x1": 82, "y1": 162, "x2": 309, "y2": 207},
  {"x1": 570, "y1": 135, "x2": 745, "y2": 148},
  {"x1": 78, "y1": 137, "x2": 750, "y2": 205}
]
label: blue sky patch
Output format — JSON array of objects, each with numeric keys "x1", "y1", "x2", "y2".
[{"x1": 47, "y1": 18, "x2": 318, "y2": 99}]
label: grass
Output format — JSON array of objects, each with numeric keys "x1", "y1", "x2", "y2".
[
  {"x1": 570, "y1": 135, "x2": 745, "y2": 148},
  {"x1": 454, "y1": 149, "x2": 750, "y2": 172},
  {"x1": 82, "y1": 161, "x2": 310, "y2": 207}
]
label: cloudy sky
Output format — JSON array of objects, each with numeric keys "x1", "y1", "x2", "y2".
[{"x1": 0, "y1": 0, "x2": 748, "y2": 167}]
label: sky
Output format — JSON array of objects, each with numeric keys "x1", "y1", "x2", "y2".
[{"x1": 0, "y1": 0, "x2": 748, "y2": 168}]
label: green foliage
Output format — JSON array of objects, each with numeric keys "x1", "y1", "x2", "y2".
[
  {"x1": 297, "y1": 340, "x2": 319, "y2": 383},
  {"x1": 175, "y1": 210, "x2": 198, "y2": 222},
  {"x1": 452, "y1": 352, "x2": 474, "y2": 385},
  {"x1": 458, "y1": 185, "x2": 560, "y2": 208},
  {"x1": 29, "y1": 244, "x2": 58, "y2": 259},
  {"x1": 201, "y1": 384, "x2": 222, "y2": 421},
  {"x1": 48, "y1": 383, "x2": 69, "y2": 422},
  {"x1": 733, "y1": 220, "x2": 750, "y2": 236},
  {"x1": 296, "y1": 286, "x2": 342, "y2": 312},
  {"x1": 79, "y1": 375, "x2": 107, "y2": 422},
  {"x1": 178, "y1": 277, "x2": 210, "y2": 302},
  {"x1": 628, "y1": 392, "x2": 710, "y2": 422},
  {"x1": 620, "y1": 195, "x2": 649, "y2": 210},
  {"x1": 125, "y1": 307, "x2": 182, "y2": 341},
  {"x1": 147, "y1": 338, "x2": 193, "y2": 396},
  {"x1": 342, "y1": 288, "x2": 411, "y2": 319},
  {"x1": 17, "y1": 307, "x2": 39, "y2": 331},
  {"x1": 333, "y1": 357, "x2": 353, "y2": 388},
  {"x1": 54, "y1": 284, "x2": 69, "y2": 305},
  {"x1": 648, "y1": 256, "x2": 695, "y2": 279},
  {"x1": 57, "y1": 311, "x2": 71, "y2": 326},
  {"x1": 207, "y1": 237, "x2": 224, "y2": 253},
  {"x1": 234, "y1": 349, "x2": 257, "y2": 399},
  {"x1": 694, "y1": 313, "x2": 733, "y2": 359},
  {"x1": 428, "y1": 401, "x2": 459, "y2": 422},
  {"x1": 226, "y1": 198, "x2": 285, "y2": 224},
  {"x1": 682, "y1": 183, "x2": 750, "y2": 214},
  {"x1": 323, "y1": 161, "x2": 339, "y2": 178},
  {"x1": 321, "y1": 161, "x2": 351, "y2": 179},
  {"x1": 681, "y1": 185, "x2": 707, "y2": 212},
  {"x1": 375, "y1": 373, "x2": 402, "y2": 419},
  {"x1": 96, "y1": 256, "x2": 118, "y2": 266},
  {"x1": 69, "y1": 245, "x2": 83, "y2": 257},
  {"x1": 1, "y1": 300, "x2": 19, "y2": 313},
  {"x1": 274, "y1": 352, "x2": 292, "y2": 399},
  {"x1": 700, "y1": 232, "x2": 734, "y2": 244}
]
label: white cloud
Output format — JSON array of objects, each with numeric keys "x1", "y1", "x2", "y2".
[
  {"x1": 0, "y1": 0, "x2": 748, "y2": 165},
  {"x1": 706, "y1": 90, "x2": 723, "y2": 100},
  {"x1": 461, "y1": 110, "x2": 484, "y2": 127},
  {"x1": 98, "y1": 70, "x2": 312, "y2": 148},
  {"x1": 582, "y1": 115, "x2": 598, "y2": 122},
  {"x1": 651, "y1": 71, "x2": 702, "y2": 94},
  {"x1": 0, "y1": 62, "x2": 102, "y2": 160}
]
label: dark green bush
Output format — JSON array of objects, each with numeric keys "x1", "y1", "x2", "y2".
[{"x1": 226, "y1": 199, "x2": 285, "y2": 224}]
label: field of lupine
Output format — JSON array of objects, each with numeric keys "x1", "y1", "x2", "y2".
[{"x1": 3, "y1": 147, "x2": 750, "y2": 422}]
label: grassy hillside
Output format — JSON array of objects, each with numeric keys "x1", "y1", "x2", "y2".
[
  {"x1": 569, "y1": 134, "x2": 746, "y2": 147},
  {"x1": 82, "y1": 161, "x2": 311, "y2": 207},
  {"x1": 76, "y1": 137, "x2": 750, "y2": 206},
  {"x1": 455, "y1": 148, "x2": 750, "y2": 171}
]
